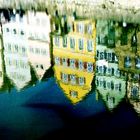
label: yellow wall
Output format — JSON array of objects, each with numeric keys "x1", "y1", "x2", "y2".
[{"x1": 53, "y1": 19, "x2": 96, "y2": 104}]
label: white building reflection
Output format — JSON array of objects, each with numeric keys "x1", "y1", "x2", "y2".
[
  {"x1": 27, "y1": 11, "x2": 51, "y2": 80},
  {"x1": 2, "y1": 22, "x2": 31, "y2": 90}
]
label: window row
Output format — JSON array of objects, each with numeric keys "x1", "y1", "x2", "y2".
[
  {"x1": 61, "y1": 73, "x2": 85, "y2": 86},
  {"x1": 96, "y1": 78, "x2": 122, "y2": 92},
  {"x1": 55, "y1": 57, "x2": 94, "y2": 73},
  {"x1": 4, "y1": 43, "x2": 27, "y2": 55},
  {"x1": 29, "y1": 32, "x2": 48, "y2": 41},
  {"x1": 10, "y1": 72, "x2": 26, "y2": 81},
  {"x1": 3, "y1": 27, "x2": 26, "y2": 36},
  {"x1": 96, "y1": 66, "x2": 121, "y2": 77},
  {"x1": 124, "y1": 56, "x2": 140, "y2": 69},
  {"x1": 29, "y1": 47, "x2": 48, "y2": 56},
  {"x1": 76, "y1": 23, "x2": 93, "y2": 35},
  {"x1": 5, "y1": 58, "x2": 29, "y2": 69},
  {"x1": 97, "y1": 35, "x2": 115, "y2": 46},
  {"x1": 54, "y1": 36, "x2": 94, "y2": 52},
  {"x1": 96, "y1": 50, "x2": 118, "y2": 63}
]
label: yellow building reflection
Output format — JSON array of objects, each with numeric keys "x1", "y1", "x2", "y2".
[{"x1": 52, "y1": 18, "x2": 96, "y2": 104}]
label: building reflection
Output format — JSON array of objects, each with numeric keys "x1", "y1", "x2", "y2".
[
  {"x1": 52, "y1": 17, "x2": 96, "y2": 104},
  {"x1": 127, "y1": 73, "x2": 140, "y2": 115},
  {"x1": 27, "y1": 11, "x2": 51, "y2": 80},
  {"x1": 0, "y1": 33, "x2": 4, "y2": 88},
  {"x1": 95, "y1": 20, "x2": 127, "y2": 110},
  {"x1": 2, "y1": 22, "x2": 31, "y2": 91}
]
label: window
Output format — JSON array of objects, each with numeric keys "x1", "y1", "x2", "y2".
[
  {"x1": 99, "y1": 80, "x2": 103, "y2": 87},
  {"x1": 107, "y1": 82, "x2": 111, "y2": 89},
  {"x1": 79, "y1": 39, "x2": 84, "y2": 51},
  {"x1": 62, "y1": 58, "x2": 67, "y2": 66},
  {"x1": 136, "y1": 57, "x2": 140, "y2": 69},
  {"x1": 41, "y1": 49, "x2": 47, "y2": 55},
  {"x1": 6, "y1": 28, "x2": 9, "y2": 33},
  {"x1": 70, "y1": 38, "x2": 75, "y2": 49},
  {"x1": 79, "y1": 60, "x2": 84, "y2": 70},
  {"x1": 40, "y1": 65, "x2": 44, "y2": 70},
  {"x1": 107, "y1": 68, "x2": 112, "y2": 75},
  {"x1": 87, "y1": 62, "x2": 93, "y2": 73},
  {"x1": 55, "y1": 36, "x2": 59, "y2": 46},
  {"x1": 61, "y1": 73, "x2": 68, "y2": 83},
  {"x1": 35, "y1": 48, "x2": 40, "y2": 54},
  {"x1": 70, "y1": 59, "x2": 75, "y2": 68},
  {"x1": 30, "y1": 47, "x2": 34, "y2": 53},
  {"x1": 79, "y1": 77, "x2": 85, "y2": 86},
  {"x1": 103, "y1": 80, "x2": 106, "y2": 89},
  {"x1": 124, "y1": 56, "x2": 131, "y2": 68},
  {"x1": 131, "y1": 34, "x2": 137, "y2": 47},
  {"x1": 20, "y1": 30, "x2": 24, "y2": 35},
  {"x1": 87, "y1": 40, "x2": 93, "y2": 52},
  {"x1": 22, "y1": 47, "x2": 26, "y2": 54},
  {"x1": 70, "y1": 90, "x2": 78, "y2": 98},
  {"x1": 13, "y1": 29, "x2": 16, "y2": 34},
  {"x1": 131, "y1": 86, "x2": 139, "y2": 100},
  {"x1": 14, "y1": 45, "x2": 18, "y2": 52},
  {"x1": 115, "y1": 84, "x2": 119, "y2": 91},
  {"x1": 78, "y1": 23, "x2": 84, "y2": 34},
  {"x1": 70, "y1": 75, "x2": 76, "y2": 85},
  {"x1": 99, "y1": 52, "x2": 104, "y2": 60},
  {"x1": 55, "y1": 57, "x2": 60, "y2": 65},
  {"x1": 99, "y1": 66, "x2": 103, "y2": 74},
  {"x1": 111, "y1": 81, "x2": 114, "y2": 90},
  {"x1": 63, "y1": 36, "x2": 67, "y2": 48},
  {"x1": 87, "y1": 24, "x2": 92, "y2": 35},
  {"x1": 107, "y1": 53, "x2": 112, "y2": 62},
  {"x1": 115, "y1": 69, "x2": 120, "y2": 77}
]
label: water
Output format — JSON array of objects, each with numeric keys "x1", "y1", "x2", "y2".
[{"x1": 1, "y1": 11, "x2": 140, "y2": 139}]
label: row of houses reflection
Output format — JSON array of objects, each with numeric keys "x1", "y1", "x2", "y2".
[
  {"x1": 0, "y1": 10, "x2": 140, "y2": 114},
  {"x1": 51, "y1": 16, "x2": 140, "y2": 114}
]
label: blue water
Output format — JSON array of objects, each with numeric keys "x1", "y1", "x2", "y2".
[{"x1": 0, "y1": 77, "x2": 140, "y2": 140}]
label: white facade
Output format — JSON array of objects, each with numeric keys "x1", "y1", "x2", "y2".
[
  {"x1": 27, "y1": 11, "x2": 51, "y2": 42},
  {"x1": 28, "y1": 40, "x2": 51, "y2": 80},
  {"x1": 2, "y1": 22, "x2": 31, "y2": 90}
]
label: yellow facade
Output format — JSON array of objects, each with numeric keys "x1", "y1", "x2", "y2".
[{"x1": 53, "y1": 19, "x2": 96, "y2": 104}]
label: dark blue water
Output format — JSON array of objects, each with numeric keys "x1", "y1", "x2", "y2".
[{"x1": 0, "y1": 76, "x2": 140, "y2": 140}]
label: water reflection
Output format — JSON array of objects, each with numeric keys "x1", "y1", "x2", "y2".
[
  {"x1": 27, "y1": 11, "x2": 51, "y2": 80},
  {"x1": 2, "y1": 22, "x2": 31, "y2": 90},
  {"x1": 95, "y1": 20, "x2": 127, "y2": 110},
  {"x1": 1, "y1": 9, "x2": 140, "y2": 113},
  {"x1": 52, "y1": 18, "x2": 96, "y2": 104}
]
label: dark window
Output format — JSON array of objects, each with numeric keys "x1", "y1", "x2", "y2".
[
  {"x1": 124, "y1": 56, "x2": 131, "y2": 68},
  {"x1": 135, "y1": 57, "x2": 140, "y2": 69}
]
